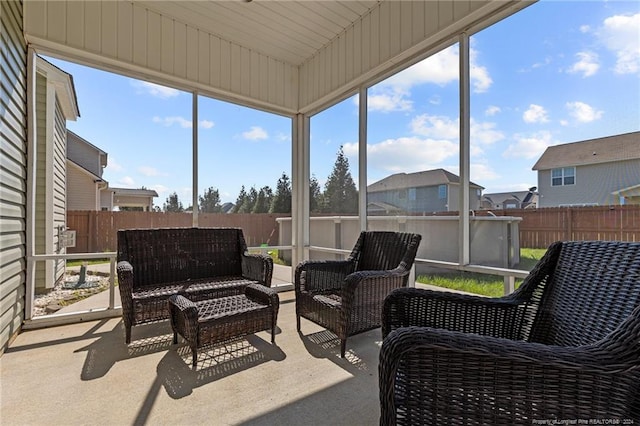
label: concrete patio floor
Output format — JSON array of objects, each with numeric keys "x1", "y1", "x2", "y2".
[{"x1": 1, "y1": 288, "x2": 383, "y2": 425}]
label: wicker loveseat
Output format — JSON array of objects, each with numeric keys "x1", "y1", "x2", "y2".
[
  {"x1": 295, "y1": 231, "x2": 421, "y2": 357},
  {"x1": 117, "y1": 227, "x2": 273, "y2": 343},
  {"x1": 379, "y1": 240, "x2": 640, "y2": 424}
]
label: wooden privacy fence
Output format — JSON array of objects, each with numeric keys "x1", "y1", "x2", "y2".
[
  {"x1": 67, "y1": 211, "x2": 287, "y2": 253},
  {"x1": 487, "y1": 205, "x2": 640, "y2": 248},
  {"x1": 68, "y1": 206, "x2": 640, "y2": 253}
]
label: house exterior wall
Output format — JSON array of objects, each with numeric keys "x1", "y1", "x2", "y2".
[
  {"x1": 369, "y1": 185, "x2": 448, "y2": 213},
  {"x1": 67, "y1": 132, "x2": 104, "y2": 177},
  {"x1": 113, "y1": 195, "x2": 154, "y2": 210},
  {"x1": 100, "y1": 190, "x2": 113, "y2": 211},
  {"x1": 67, "y1": 164, "x2": 99, "y2": 210},
  {"x1": 34, "y1": 73, "x2": 48, "y2": 289},
  {"x1": 34, "y1": 73, "x2": 67, "y2": 291},
  {"x1": 0, "y1": 0, "x2": 27, "y2": 352},
  {"x1": 23, "y1": 0, "x2": 298, "y2": 114},
  {"x1": 369, "y1": 184, "x2": 481, "y2": 213},
  {"x1": 51, "y1": 96, "x2": 67, "y2": 286},
  {"x1": 537, "y1": 159, "x2": 640, "y2": 207}
]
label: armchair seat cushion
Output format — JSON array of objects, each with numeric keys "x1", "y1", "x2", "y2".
[{"x1": 312, "y1": 293, "x2": 342, "y2": 309}]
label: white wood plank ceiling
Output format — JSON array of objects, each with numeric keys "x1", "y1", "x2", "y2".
[{"x1": 135, "y1": 0, "x2": 381, "y2": 66}]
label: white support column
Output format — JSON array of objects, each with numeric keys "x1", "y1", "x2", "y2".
[
  {"x1": 25, "y1": 47, "x2": 38, "y2": 320},
  {"x1": 358, "y1": 87, "x2": 368, "y2": 231},
  {"x1": 291, "y1": 114, "x2": 310, "y2": 276},
  {"x1": 459, "y1": 33, "x2": 471, "y2": 265},
  {"x1": 192, "y1": 92, "x2": 199, "y2": 227}
]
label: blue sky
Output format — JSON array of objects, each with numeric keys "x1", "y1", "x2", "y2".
[{"x1": 48, "y1": 0, "x2": 639, "y2": 207}]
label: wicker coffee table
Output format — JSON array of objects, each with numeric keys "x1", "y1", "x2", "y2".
[{"x1": 168, "y1": 284, "x2": 279, "y2": 367}]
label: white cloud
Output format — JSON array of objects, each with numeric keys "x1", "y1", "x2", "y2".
[
  {"x1": 377, "y1": 45, "x2": 492, "y2": 94},
  {"x1": 579, "y1": 24, "x2": 591, "y2": 34},
  {"x1": 150, "y1": 184, "x2": 170, "y2": 198},
  {"x1": 410, "y1": 114, "x2": 504, "y2": 146},
  {"x1": 471, "y1": 120, "x2": 504, "y2": 146},
  {"x1": 469, "y1": 48, "x2": 493, "y2": 93},
  {"x1": 567, "y1": 51, "x2": 600, "y2": 77},
  {"x1": 242, "y1": 126, "x2": 268, "y2": 140},
  {"x1": 200, "y1": 120, "x2": 214, "y2": 129},
  {"x1": 132, "y1": 81, "x2": 180, "y2": 98},
  {"x1": 599, "y1": 13, "x2": 640, "y2": 74},
  {"x1": 471, "y1": 163, "x2": 500, "y2": 181},
  {"x1": 118, "y1": 176, "x2": 135, "y2": 187},
  {"x1": 152, "y1": 116, "x2": 192, "y2": 128},
  {"x1": 138, "y1": 166, "x2": 164, "y2": 177},
  {"x1": 367, "y1": 88, "x2": 413, "y2": 112},
  {"x1": 503, "y1": 131, "x2": 554, "y2": 159},
  {"x1": 105, "y1": 157, "x2": 123, "y2": 172},
  {"x1": 411, "y1": 114, "x2": 458, "y2": 139},
  {"x1": 565, "y1": 101, "x2": 603, "y2": 123},
  {"x1": 523, "y1": 104, "x2": 550, "y2": 124},
  {"x1": 485, "y1": 106, "x2": 501, "y2": 116},
  {"x1": 350, "y1": 137, "x2": 459, "y2": 173}
]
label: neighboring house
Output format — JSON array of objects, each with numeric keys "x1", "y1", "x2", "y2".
[
  {"x1": 533, "y1": 132, "x2": 640, "y2": 207},
  {"x1": 367, "y1": 168, "x2": 484, "y2": 214},
  {"x1": 67, "y1": 131, "x2": 158, "y2": 211},
  {"x1": 34, "y1": 56, "x2": 80, "y2": 291},
  {"x1": 221, "y1": 202, "x2": 235, "y2": 213},
  {"x1": 482, "y1": 187, "x2": 538, "y2": 210},
  {"x1": 66, "y1": 130, "x2": 108, "y2": 210},
  {"x1": 108, "y1": 187, "x2": 158, "y2": 211}
]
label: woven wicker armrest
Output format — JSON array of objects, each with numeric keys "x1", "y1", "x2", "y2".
[
  {"x1": 168, "y1": 294, "x2": 199, "y2": 343},
  {"x1": 116, "y1": 261, "x2": 133, "y2": 289},
  {"x1": 295, "y1": 259, "x2": 355, "y2": 293},
  {"x1": 116, "y1": 261, "x2": 135, "y2": 304},
  {"x1": 242, "y1": 253, "x2": 274, "y2": 285},
  {"x1": 342, "y1": 269, "x2": 408, "y2": 308},
  {"x1": 379, "y1": 326, "x2": 639, "y2": 423},
  {"x1": 245, "y1": 283, "x2": 279, "y2": 308},
  {"x1": 382, "y1": 287, "x2": 526, "y2": 339}
]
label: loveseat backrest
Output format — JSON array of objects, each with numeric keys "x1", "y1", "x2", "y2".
[
  {"x1": 117, "y1": 227, "x2": 248, "y2": 287},
  {"x1": 528, "y1": 240, "x2": 640, "y2": 347},
  {"x1": 351, "y1": 231, "x2": 421, "y2": 273}
]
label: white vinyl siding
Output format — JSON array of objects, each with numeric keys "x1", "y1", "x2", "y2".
[
  {"x1": 34, "y1": 75, "x2": 68, "y2": 291},
  {"x1": 538, "y1": 160, "x2": 640, "y2": 207},
  {"x1": 23, "y1": 0, "x2": 298, "y2": 114},
  {"x1": 66, "y1": 164, "x2": 99, "y2": 210},
  {"x1": 52, "y1": 98, "x2": 66, "y2": 285},
  {"x1": 298, "y1": 0, "x2": 506, "y2": 111},
  {"x1": 34, "y1": 73, "x2": 48, "y2": 290},
  {"x1": 1, "y1": 0, "x2": 28, "y2": 352}
]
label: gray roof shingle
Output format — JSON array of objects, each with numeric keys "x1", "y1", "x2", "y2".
[
  {"x1": 367, "y1": 168, "x2": 483, "y2": 192},
  {"x1": 532, "y1": 131, "x2": 640, "y2": 170}
]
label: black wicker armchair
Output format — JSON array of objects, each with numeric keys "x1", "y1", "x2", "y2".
[
  {"x1": 295, "y1": 231, "x2": 421, "y2": 357},
  {"x1": 379, "y1": 240, "x2": 640, "y2": 425}
]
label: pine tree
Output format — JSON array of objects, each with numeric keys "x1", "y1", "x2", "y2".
[
  {"x1": 323, "y1": 146, "x2": 358, "y2": 214},
  {"x1": 199, "y1": 187, "x2": 222, "y2": 213},
  {"x1": 270, "y1": 172, "x2": 292, "y2": 213},
  {"x1": 163, "y1": 192, "x2": 184, "y2": 212},
  {"x1": 232, "y1": 186, "x2": 248, "y2": 213},
  {"x1": 310, "y1": 174, "x2": 322, "y2": 213},
  {"x1": 252, "y1": 186, "x2": 273, "y2": 213},
  {"x1": 241, "y1": 186, "x2": 258, "y2": 213}
]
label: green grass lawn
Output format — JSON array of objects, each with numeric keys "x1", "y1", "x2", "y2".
[
  {"x1": 416, "y1": 248, "x2": 546, "y2": 297},
  {"x1": 66, "y1": 258, "x2": 111, "y2": 267}
]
